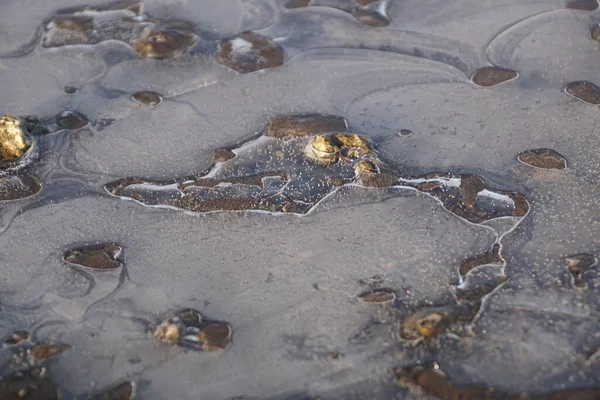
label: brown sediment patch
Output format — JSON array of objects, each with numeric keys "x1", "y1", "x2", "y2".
[
  {"x1": 64, "y1": 86, "x2": 78, "y2": 94},
  {"x1": 106, "y1": 177, "x2": 146, "y2": 196},
  {"x1": 131, "y1": 91, "x2": 162, "y2": 106},
  {"x1": 56, "y1": 111, "x2": 88, "y2": 130},
  {"x1": 459, "y1": 244, "x2": 503, "y2": 276},
  {"x1": 63, "y1": 243, "x2": 124, "y2": 270},
  {"x1": 472, "y1": 66, "x2": 518, "y2": 87},
  {"x1": 0, "y1": 371, "x2": 58, "y2": 400},
  {"x1": 351, "y1": 7, "x2": 390, "y2": 27},
  {"x1": 190, "y1": 172, "x2": 289, "y2": 189},
  {"x1": 0, "y1": 174, "x2": 42, "y2": 201},
  {"x1": 264, "y1": 114, "x2": 348, "y2": 139},
  {"x1": 3, "y1": 331, "x2": 29, "y2": 346},
  {"x1": 29, "y1": 343, "x2": 69, "y2": 361},
  {"x1": 357, "y1": 288, "x2": 396, "y2": 303},
  {"x1": 190, "y1": 322, "x2": 233, "y2": 351},
  {"x1": 458, "y1": 174, "x2": 486, "y2": 209},
  {"x1": 509, "y1": 191, "x2": 529, "y2": 217},
  {"x1": 284, "y1": 0, "x2": 311, "y2": 8},
  {"x1": 212, "y1": 148, "x2": 236, "y2": 162},
  {"x1": 564, "y1": 81, "x2": 600, "y2": 104},
  {"x1": 353, "y1": 159, "x2": 398, "y2": 187},
  {"x1": 395, "y1": 363, "x2": 600, "y2": 400},
  {"x1": 104, "y1": 0, "x2": 143, "y2": 14},
  {"x1": 89, "y1": 381, "x2": 135, "y2": 400},
  {"x1": 51, "y1": 14, "x2": 94, "y2": 32},
  {"x1": 591, "y1": 23, "x2": 600, "y2": 40},
  {"x1": 518, "y1": 148, "x2": 567, "y2": 170},
  {"x1": 455, "y1": 275, "x2": 508, "y2": 303},
  {"x1": 566, "y1": 0, "x2": 599, "y2": 10},
  {"x1": 216, "y1": 32, "x2": 284, "y2": 73},
  {"x1": 411, "y1": 173, "x2": 528, "y2": 224},
  {"x1": 179, "y1": 193, "x2": 308, "y2": 214}
]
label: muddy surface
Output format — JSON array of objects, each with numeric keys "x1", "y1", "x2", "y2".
[{"x1": 1, "y1": 0, "x2": 600, "y2": 399}]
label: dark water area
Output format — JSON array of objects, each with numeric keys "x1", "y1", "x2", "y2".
[{"x1": 0, "y1": 0, "x2": 600, "y2": 399}]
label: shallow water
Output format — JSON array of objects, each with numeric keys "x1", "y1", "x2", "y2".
[{"x1": 0, "y1": 1, "x2": 600, "y2": 399}]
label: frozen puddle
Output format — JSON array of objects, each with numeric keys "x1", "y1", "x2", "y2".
[{"x1": 1, "y1": 0, "x2": 600, "y2": 399}]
